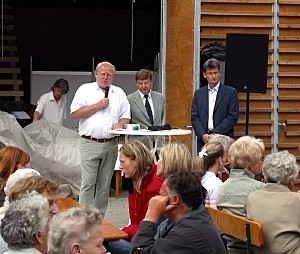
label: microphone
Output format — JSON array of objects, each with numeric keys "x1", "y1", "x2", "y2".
[{"x1": 104, "y1": 86, "x2": 109, "y2": 98}]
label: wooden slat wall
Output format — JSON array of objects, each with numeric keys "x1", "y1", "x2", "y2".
[
  {"x1": 277, "y1": 0, "x2": 300, "y2": 190},
  {"x1": 0, "y1": 5, "x2": 23, "y2": 101},
  {"x1": 165, "y1": 0, "x2": 194, "y2": 147},
  {"x1": 166, "y1": 0, "x2": 300, "y2": 190},
  {"x1": 200, "y1": 0, "x2": 274, "y2": 156}
]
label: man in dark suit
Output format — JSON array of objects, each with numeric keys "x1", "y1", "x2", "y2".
[
  {"x1": 191, "y1": 58, "x2": 239, "y2": 152},
  {"x1": 127, "y1": 69, "x2": 165, "y2": 148}
]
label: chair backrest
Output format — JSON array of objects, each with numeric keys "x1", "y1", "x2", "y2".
[{"x1": 207, "y1": 205, "x2": 264, "y2": 247}]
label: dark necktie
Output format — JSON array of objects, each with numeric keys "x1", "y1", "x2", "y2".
[{"x1": 144, "y1": 94, "x2": 154, "y2": 125}]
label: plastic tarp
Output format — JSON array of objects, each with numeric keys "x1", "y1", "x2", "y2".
[{"x1": 0, "y1": 111, "x2": 81, "y2": 198}]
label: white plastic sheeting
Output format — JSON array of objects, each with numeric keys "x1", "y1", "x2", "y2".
[{"x1": 0, "y1": 111, "x2": 81, "y2": 197}]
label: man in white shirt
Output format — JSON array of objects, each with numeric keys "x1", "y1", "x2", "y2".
[
  {"x1": 70, "y1": 61, "x2": 130, "y2": 217},
  {"x1": 33, "y1": 78, "x2": 69, "y2": 126}
]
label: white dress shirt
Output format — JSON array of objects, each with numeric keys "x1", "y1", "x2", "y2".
[
  {"x1": 70, "y1": 82, "x2": 131, "y2": 139},
  {"x1": 138, "y1": 90, "x2": 155, "y2": 118},
  {"x1": 208, "y1": 82, "x2": 220, "y2": 131}
]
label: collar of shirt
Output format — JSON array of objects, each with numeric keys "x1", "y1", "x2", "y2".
[
  {"x1": 138, "y1": 90, "x2": 152, "y2": 101},
  {"x1": 208, "y1": 82, "x2": 220, "y2": 93},
  {"x1": 49, "y1": 91, "x2": 56, "y2": 101},
  {"x1": 230, "y1": 168, "x2": 255, "y2": 179},
  {"x1": 96, "y1": 83, "x2": 117, "y2": 96}
]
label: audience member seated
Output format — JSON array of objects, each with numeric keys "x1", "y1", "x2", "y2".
[
  {"x1": 0, "y1": 146, "x2": 31, "y2": 193},
  {"x1": 131, "y1": 171, "x2": 226, "y2": 254},
  {"x1": 156, "y1": 142, "x2": 192, "y2": 179},
  {"x1": 0, "y1": 191, "x2": 49, "y2": 254},
  {"x1": 48, "y1": 206, "x2": 110, "y2": 254},
  {"x1": 192, "y1": 142, "x2": 225, "y2": 208},
  {"x1": 107, "y1": 140, "x2": 163, "y2": 254},
  {"x1": 216, "y1": 136, "x2": 265, "y2": 254},
  {"x1": 246, "y1": 150, "x2": 300, "y2": 254},
  {"x1": 8, "y1": 175, "x2": 60, "y2": 217},
  {"x1": 0, "y1": 168, "x2": 40, "y2": 220},
  {"x1": 208, "y1": 134, "x2": 234, "y2": 181},
  {"x1": 0, "y1": 175, "x2": 61, "y2": 253}
]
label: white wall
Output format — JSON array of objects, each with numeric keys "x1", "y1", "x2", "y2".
[{"x1": 31, "y1": 71, "x2": 137, "y2": 129}]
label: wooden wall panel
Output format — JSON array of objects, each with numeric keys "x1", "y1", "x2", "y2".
[
  {"x1": 0, "y1": 5, "x2": 23, "y2": 101},
  {"x1": 277, "y1": 1, "x2": 300, "y2": 189},
  {"x1": 165, "y1": 0, "x2": 299, "y2": 189},
  {"x1": 199, "y1": 0, "x2": 274, "y2": 156},
  {"x1": 165, "y1": 0, "x2": 194, "y2": 148}
]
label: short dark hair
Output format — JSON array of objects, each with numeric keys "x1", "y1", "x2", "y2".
[
  {"x1": 167, "y1": 171, "x2": 202, "y2": 209},
  {"x1": 51, "y1": 78, "x2": 69, "y2": 94},
  {"x1": 135, "y1": 68, "x2": 153, "y2": 81},
  {"x1": 202, "y1": 58, "x2": 220, "y2": 73}
]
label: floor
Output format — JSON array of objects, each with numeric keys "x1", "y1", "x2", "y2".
[{"x1": 105, "y1": 188, "x2": 129, "y2": 228}]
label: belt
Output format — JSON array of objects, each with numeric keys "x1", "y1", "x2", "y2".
[{"x1": 81, "y1": 135, "x2": 116, "y2": 143}]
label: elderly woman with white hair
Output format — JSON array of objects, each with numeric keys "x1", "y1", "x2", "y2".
[
  {"x1": 246, "y1": 150, "x2": 300, "y2": 254},
  {"x1": 48, "y1": 207, "x2": 110, "y2": 254},
  {"x1": 216, "y1": 136, "x2": 265, "y2": 254}
]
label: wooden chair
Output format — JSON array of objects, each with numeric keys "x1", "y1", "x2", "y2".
[{"x1": 206, "y1": 206, "x2": 264, "y2": 254}]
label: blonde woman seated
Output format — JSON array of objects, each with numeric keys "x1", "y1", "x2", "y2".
[
  {"x1": 216, "y1": 136, "x2": 265, "y2": 254},
  {"x1": 192, "y1": 142, "x2": 225, "y2": 208},
  {"x1": 246, "y1": 150, "x2": 300, "y2": 254},
  {"x1": 107, "y1": 140, "x2": 163, "y2": 254},
  {"x1": 156, "y1": 142, "x2": 192, "y2": 179}
]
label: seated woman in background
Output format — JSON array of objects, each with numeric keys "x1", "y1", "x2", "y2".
[
  {"x1": 0, "y1": 168, "x2": 40, "y2": 220},
  {"x1": 0, "y1": 175, "x2": 61, "y2": 253},
  {"x1": 192, "y1": 141, "x2": 225, "y2": 208},
  {"x1": 0, "y1": 146, "x2": 30, "y2": 192},
  {"x1": 246, "y1": 150, "x2": 300, "y2": 254},
  {"x1": 156, "y1": 142, "x2": 192, "y2": 179},
  {"x1": 216, "y1": 136, "x2": 265, "y2": 254},
  {"x1": 107, "y1": 140, "x2": 163, "y2": 254},
  {"x1": 208, "y1": 134, "x2": 235, "y2": 182}
]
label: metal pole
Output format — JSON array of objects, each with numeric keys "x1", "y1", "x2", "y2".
[
  {"x1": 245, "y1": 223, "x2": 252, "y2": 254},
  {"x1": 272, "y1": 0, "x2": 280, "y2": 152},
  {"x1": 192, "y1": 0, "x2": 201, "y2": 157}
]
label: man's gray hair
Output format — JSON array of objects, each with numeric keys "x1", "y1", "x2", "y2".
[
  {"x1": 48, "y1": 206, "x2": 102, "y2": 254},
  {"x1": 262, "y1": 150, "x2": 300, "y2": 186},
  {"x1": 0, "y1": 191, "x2": 48, "y2": 249},
  {"x1": 209, "y1": 134, "x2": 234, "y2": 152}
]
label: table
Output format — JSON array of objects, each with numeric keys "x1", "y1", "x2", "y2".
[
  {"x1": 56, "y1": 197, "x2": 128, "y2": 241},
  {"x1": 109, "y1": 128, "x2": 192, "y2": 162}
]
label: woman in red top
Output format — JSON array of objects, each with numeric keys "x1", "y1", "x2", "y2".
[{"x1": 107, "y1": 140, "x2": 163, "y2": 254}]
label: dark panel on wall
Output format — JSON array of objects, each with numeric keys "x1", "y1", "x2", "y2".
[{"x1": 225, "y1": 33, "x2": 269, "y2": 94}]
